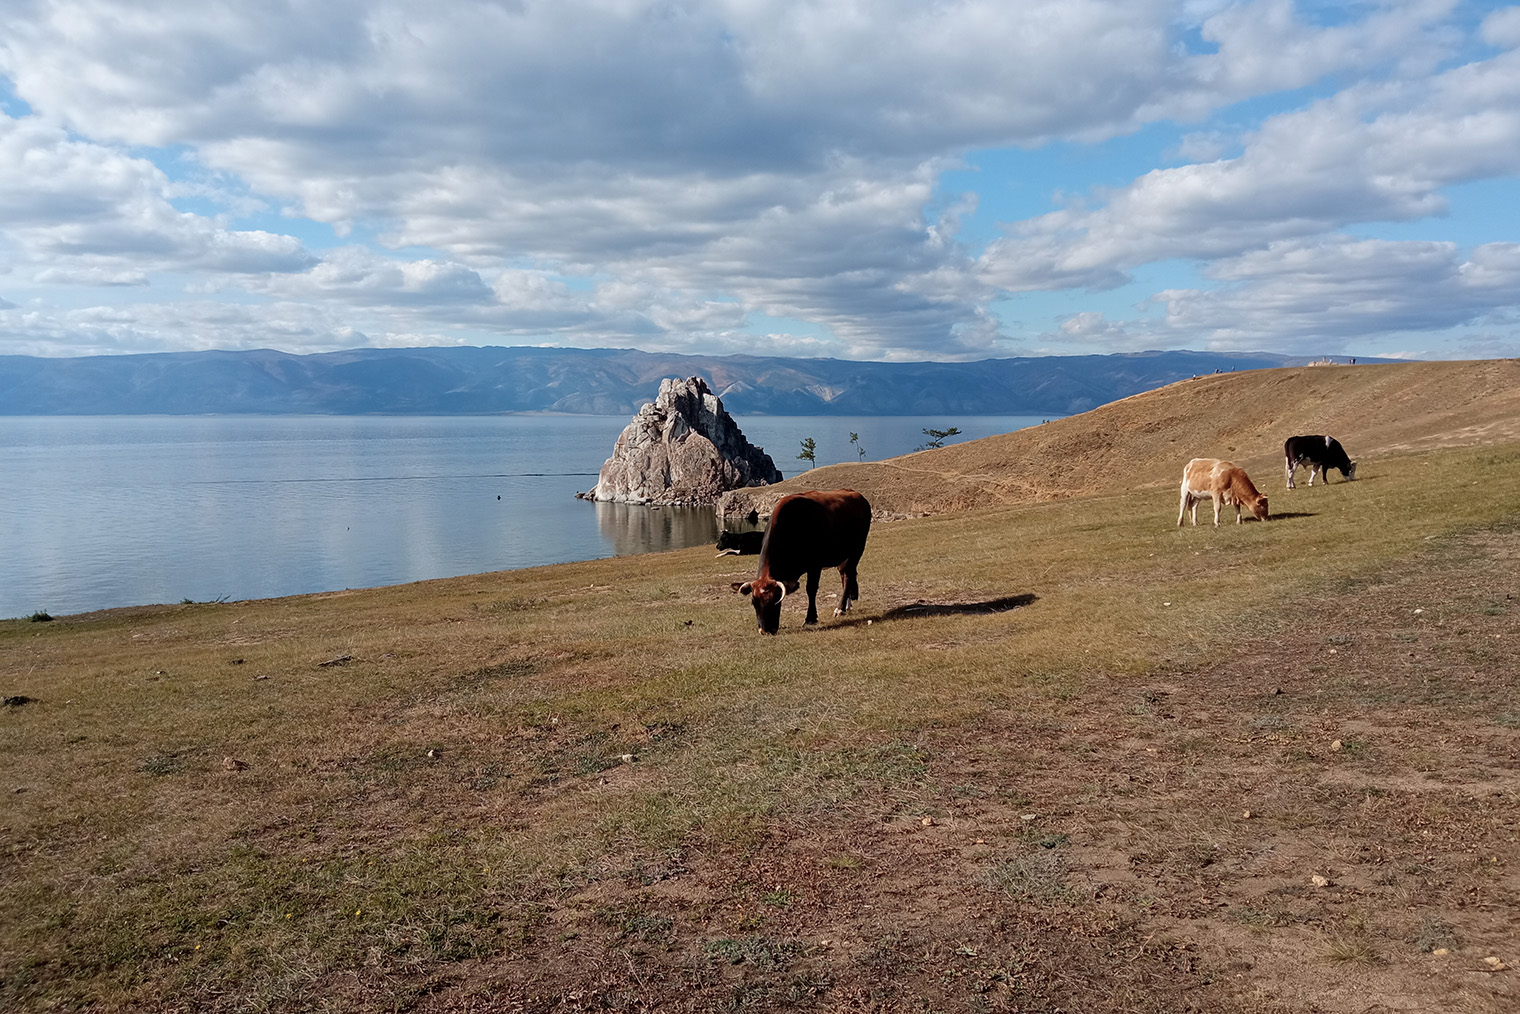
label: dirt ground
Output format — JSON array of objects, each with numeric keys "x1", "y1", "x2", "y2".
[{"x1": 350, "y1": 525, "x2": 1520, "y2": 1012}]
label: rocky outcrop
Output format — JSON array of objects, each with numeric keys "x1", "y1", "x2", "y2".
[{"x1": 587, "y1": 376, "x2": 783, "y2": 505}]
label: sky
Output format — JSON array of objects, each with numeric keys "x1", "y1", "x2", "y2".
[{"x1": 2, "y1": 1, "x2": 1519, "y2": 364}]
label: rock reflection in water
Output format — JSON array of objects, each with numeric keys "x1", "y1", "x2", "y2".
[{"x1": 593, "y1": 501, "x2": 720, "y2": 556}]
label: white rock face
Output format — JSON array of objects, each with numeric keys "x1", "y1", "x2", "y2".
[{"x1": 589, "y1": 376, "x2": 783, "y2": 505}]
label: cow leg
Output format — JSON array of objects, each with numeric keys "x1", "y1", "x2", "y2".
[
  {"x1": 834, "y1": 560, "x2": 860, "y2": 616},
  {"x1": 1179, "y1": 487, "x2": 1194, "y2": 526},
  {"x1": 1285, "y1": 456, "x2": 1297, "y2": 489},
  {"x1": 1308, "y1": 464, "x2": 1320, "y2": 486},
  {"x1": 804, "y1": 568, "x2": 822, "y2": 625},
  {"x1": 1213, "y1": 498, "x2": 1223, "y2": 527}
]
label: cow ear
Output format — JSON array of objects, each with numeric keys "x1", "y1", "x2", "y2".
[
  {"x1": 783, "y1": 579, "x2": 800, "y2": 593},
  {"x1": 734, "y1": 582, "x2": 752, "y2": 596}
]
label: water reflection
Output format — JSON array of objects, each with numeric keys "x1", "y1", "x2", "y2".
[{"x1": 593, "y1": 501, "x2": 720, "y2": 556}]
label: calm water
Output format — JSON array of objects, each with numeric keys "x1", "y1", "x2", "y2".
[{"x1": 0, "y1": 414, "x2": 1046, "y2": 618}]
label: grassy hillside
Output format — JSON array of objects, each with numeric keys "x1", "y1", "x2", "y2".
[
  {"x1": 722, "y1": 358, "x2": 1520, "y2": 518},
  {"x1": 3, "y1": 361, "x2": 1518, "y2": 1013}
]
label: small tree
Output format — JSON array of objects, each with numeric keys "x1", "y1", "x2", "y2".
[
  {"x1": 921, "y1": 426, "x2": 962, "y2": 449},
  {"x1": 797, "y1": 436, "x2": 817, "y2": 469},
  {"x1": 849, "y1": 431, "x2": 865, "y2": 460}
]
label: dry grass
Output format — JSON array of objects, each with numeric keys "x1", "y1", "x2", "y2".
[
  {"x1": 721, "y1": 357, "x2": 1520, "y2": 518},
  {"x1": 3, "y1": 362, "x2": 1520, "y2": 1012}
]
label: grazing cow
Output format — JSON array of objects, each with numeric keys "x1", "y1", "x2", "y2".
[
  {"x1": 735, "y1": 489, "x2": 871, "y2": 634},
  {"x1": 1284, "y1": 434, "x2": 1357, "y2": 489},
  {"x1": 1178, "y1": 458, "x2": 1269, "y2": 527}
]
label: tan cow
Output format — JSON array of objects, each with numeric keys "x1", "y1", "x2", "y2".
[{"x1": 1178, "y1": 458, "x2": 1269, "y2": 527}]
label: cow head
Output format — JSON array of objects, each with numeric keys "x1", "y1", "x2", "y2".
[
  {"x1": 1250, "y1": 494, "x2": 1270, "y2": 521},
  {"x1": 1345, "y1": 461, "x2": 1358, "y2": 481},
  {"x1": 736, "y1": 576, "x2": 798, "y2": 634}
]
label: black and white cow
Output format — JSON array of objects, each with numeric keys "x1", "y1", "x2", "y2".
[{"x1": 1284, "y1": 435, "x2": 1357, "y2": 489}]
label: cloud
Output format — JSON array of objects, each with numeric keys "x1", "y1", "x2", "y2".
[
  {"x1": 0, "y1": 2, "x2": 1515, "y2": 360},
  {"x1": 1156, "y1": 237, "x2": 1520, "y2": 347},
  {"x1": 0, "y1": 115, "x2": 316, "y2": 282},
  {"x1": 246, "y1": 247, "x2": 493, "y2": 305},
  {"x1": 0, "y1": 1, "x2": 1224, "y2": 166},
  {"x1": 981, "y1": 29, "x2": 1520, "y2": 293},
  {"x1": 2, "y1": 1, "x2": 1402, "y2": 354},
  {"x1": 1144, "y1": 0, "x2": 1461, "y2": 122}
]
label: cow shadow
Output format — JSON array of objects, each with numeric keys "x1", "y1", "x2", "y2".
[
  {"x1": 863, "y1": 593, "x2": 1039, "y2": 624},
  {"x1": 1269, "y1": 511, "x2": 1317, "y2": 521}
]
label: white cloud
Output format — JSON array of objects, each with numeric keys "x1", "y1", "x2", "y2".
[
  {"x1": 0, "y1": 115, "x2": 315, "y2": 281},
  {"x1": 1146, "y1": 0, "x2": 1461, "y2": 122},
  {"x1": 1156, "y1": 237, "x2": 1520, "y2": 345},
  {"x1": 246, "y1": 247, "x2": 492, "y2": 305},
  {"x1": 0, "y1": 1, "x2": 1515, "y2": 360},
  {"x1": 981, "y1": 33, "x2": 1520, "y2": 293},
  {"x1": 1483, "y1": 5, "x2": 1520, "y2": 49},
  {"x1": 0, "y1": 299, "x2": 378, "y2": 358}
]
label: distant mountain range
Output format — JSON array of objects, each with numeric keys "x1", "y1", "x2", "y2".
[{"x1": 0, "y1": 346, "x2": 1374, "y2": 417}]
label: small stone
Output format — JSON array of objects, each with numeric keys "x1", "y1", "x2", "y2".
[
  {"x1": 620, "y1": 753, "x2": 637, "y2": 763},
  {"x1": 1020, "y1": 813, "x2": 1038, "y2": 822},
  {"x1": 425, "y1": 748, "x2": 440, "y2": 759},
  {"x1": 1242, "y1": 809, "x2": 1253, "y2": 819},
  {"x1": 1483, "y1": 956, "x2": 1508, "y2": 970},
  {"x1": 1311, "y1": 874, "x2": 1331, "y2": 888},
  {"x1": 222, "y1": 757, "x2": 248, "y2": 771},
  {"x1": 1432, "y1": 948, "x2": 1450, "y2": 956},
  {"x1": 1331, "y1": 739, "x2": 1344, "y2": 752},
  {"x1": 921, "y1": 816, "x2": 933, "y2": 827}
]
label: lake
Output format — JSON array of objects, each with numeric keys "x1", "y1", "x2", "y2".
[{"x1": 0, "y1": 414, "x2": 1048, "y2": 618}]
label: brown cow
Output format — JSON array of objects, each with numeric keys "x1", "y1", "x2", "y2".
[
  {"x1": 735, "y1": 489, "x2": 871, "y2": 634},
  {"x1": 1177, "y1": 458, "x2": 1269, "y2": 527}
]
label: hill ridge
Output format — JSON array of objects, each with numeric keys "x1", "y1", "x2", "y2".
[
  {"x1": 718, "y1": 359, "x2": 1520, "y2": 519},
  {"x1": 0, "y1": 345, "x2": 1373, "y2": 417}
]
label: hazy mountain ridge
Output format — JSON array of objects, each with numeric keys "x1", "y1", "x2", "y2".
[{"x1": 0, "y1": 346, "x2": 1360, "y2": 416}]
